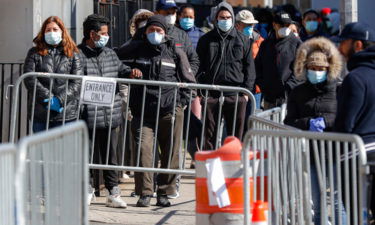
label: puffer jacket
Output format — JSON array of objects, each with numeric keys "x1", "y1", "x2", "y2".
[
  {"x1": 284, "y1": 37, "x2": 343, "y2": 130},
  {"x1": 23, "y1": 46, "x2": 83, "y2": 122},
  {"x1": 119, "y1": 37, "x2": 196, "y2": 120},
  {"x1": 78, "y1": 43, "x2": 131, "y2": 129},
  {"x1": 196, "y1": 1, "x2": 256, "y2": 96}
]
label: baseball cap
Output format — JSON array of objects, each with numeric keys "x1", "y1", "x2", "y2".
[
  {"x1": 156, "y1": 0, "x2": 178, "y2": 11},
  {"x1": 274, "y1": 11, "x2": 293, "y2": 25},
  {"x1": 331, "y1": 22, "x2": 375, "y2": 42},
  {"x1": 236, "y1": 10, "x2": 258, "y2": 24}
]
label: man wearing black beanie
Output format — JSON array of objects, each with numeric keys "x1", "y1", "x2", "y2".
[{"x1": 119, "y1": 15, "x2": 196, "y2": 207}]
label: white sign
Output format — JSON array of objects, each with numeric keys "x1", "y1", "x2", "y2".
[{"x1": 80, "y1": 76, "x2": 117, "y2": 107}]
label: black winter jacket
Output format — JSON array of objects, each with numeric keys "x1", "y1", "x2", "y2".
[
  {"x1": 335, "y1": 46, "x2": 375, "y2": 144},
  {"x1": 23, "y1": 46, "x2": 83, "y2": 122},
  {"x1": 119, "y1": 38, "x2": 196, "y2": 119},
  {"x1": 78, "y1": 43, "x2": 131, "y2": 129},
  {"x1": 284, "y1": 81, "x2": 337, "y2": 131},
  {"x1": 196, "y1": 27, "x2": 256, "y2": 96},
  {"x1": 117, "y1": 25, "x2": 200, "y2": 76},
  {"x1": 255, "y1": 33, "x2": 302, "y2": 103}
]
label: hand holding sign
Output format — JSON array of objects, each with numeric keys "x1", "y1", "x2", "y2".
[{"x1": 130, "y1": 68, "x2": 142, "y2": 79}]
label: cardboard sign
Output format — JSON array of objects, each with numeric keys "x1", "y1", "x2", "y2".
[{"x1": 80, "y1": 77, "x2": 117, "y2": 107}]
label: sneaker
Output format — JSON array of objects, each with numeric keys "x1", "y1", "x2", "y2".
[
  {"x1": 167, "y1": 191, "x2": 180, "y2": 199},
  {"x1": 106, "y1": 186, "x2": 127, "y2": 208},
  {"x1": 156, "y1": 195, "x2": 171, "y2": 207},
  {"x1": 88, "y1": 186, "x2": 95, "y2": 206},
  {"x1": 136, "y1": 195, "x2": 151, "y2": 207}
]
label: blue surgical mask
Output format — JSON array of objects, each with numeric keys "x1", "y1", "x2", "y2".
[
  {"x1": 217, "y1": 19, "x2": 232, "y2": 32},
  {"x1": 94, "y1": 34, "x2": 109, "y2": 48},
  {"x1": 44, "y1": 31, "x2": 62, "y2": 45},
  {"x1": 243, "y1": 26, "x2": 254, "y2": 37},
  {"x1": 305, "y1": 21, "x2": 319, "y2": 32},
  {"x1": 147, "y1": 32, "x2": 164, "y2": 45},
  {"x1": 307, "y1": 70, "x2": 327, "y2": 84},
  {"x1": 180, "y1": 18, "x2": 194, "y2": 30}
]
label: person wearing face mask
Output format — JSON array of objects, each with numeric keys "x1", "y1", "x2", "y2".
[
  {"x1": 333, "y1": 23, "x2": 375, "y2": 219},
  {"x1": 196, "y1": 1, "x2": 256, "y2": 150},
  {"x1": 78, "y1": 14, "x2": 141, "y2": 209},
  {"x1": 155, "y1": 0, "x2": 200, "y2": 76},
  {"x1": 284, "y1": 37, "x2": 346, "y2": 225},
  {"x1": 299, "y1": 9, "x2": 327, "y2": 42},
  {"x1": 119, "y1": 15, "x2": 196, "y2": 207},
  {"x1": 23, "y1": 16, "x2": 83, "y2": 132},
  {"x1": 177, "y1": 4, "x2": 204, "y2": 49},
  {"x1": 255, "y1": 11, "x2": 302, "y2": 110}
]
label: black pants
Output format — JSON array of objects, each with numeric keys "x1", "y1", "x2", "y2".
[
  {"x1": 89, "y1": 127, "x2": 119, "y2": 191},
  {"x1": 202, "y1": 96, "x2": 247, "y2": 150}
]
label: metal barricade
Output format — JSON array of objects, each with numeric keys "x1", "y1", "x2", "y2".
[
  {"x1": 255, "y1": 104, "x2": 287, "y2": 124},
  {"x1": 0, "y1": 62, "x2": 25, "y2": 142},
  {"x1": 242, "y1": 129, "x2": 368, "y2": 225},
  {"x1": 0, "y1": 144, "x2": 17, "y2": 225},
  {"x1": 10, "y1": 72, "x2": 256, "y2": 177},
  {"x1": 15, "y1": 121, "x2": 89, "y2": 225},
  {"x1": 248, "y1": 115, "x2": 298, "y2": 131}
]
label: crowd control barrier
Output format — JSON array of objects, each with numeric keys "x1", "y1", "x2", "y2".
[
  {"x1": 255, "y1": 105, "x2": 286, "y2": 124},
  {"x1": 248, "y1": 115, "x2": 298, "y2": 131}
]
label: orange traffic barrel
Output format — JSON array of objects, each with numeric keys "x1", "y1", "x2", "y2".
[{"x1": 195, "y1": 136, "x2": 268, "y2": 225}]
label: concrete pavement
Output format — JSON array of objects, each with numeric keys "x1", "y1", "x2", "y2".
[{"x1": 89, "y1": 174, "x2": 196, "y2": 225}]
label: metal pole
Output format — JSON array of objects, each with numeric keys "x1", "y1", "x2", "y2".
[{"x1": 340, "y1": 0, "x2": 358, "y2": 29}]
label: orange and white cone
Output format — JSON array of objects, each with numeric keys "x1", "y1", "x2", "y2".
[{"x1": 252, "y1": 200, "x2": 267, "y2": 225}]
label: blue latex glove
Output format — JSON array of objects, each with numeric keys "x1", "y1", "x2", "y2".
[
  {"x1": 43, "y1": 96, "x2": 63, "y2": 113},
  {"x1": 309, "y1": 117, "x2": 326, "y2": 132}
]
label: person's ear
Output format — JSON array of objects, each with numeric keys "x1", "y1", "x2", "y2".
[
  {"x1": 353, "y1": 40, "x2": 364, "y2": 52},
  {"x1": 89, "y1": 30, "x2": 95, "y2": 40}
]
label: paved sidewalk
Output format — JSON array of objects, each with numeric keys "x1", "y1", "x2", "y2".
[{"x1": 89, "y1": 175, "x2": 196, "y2": 225}]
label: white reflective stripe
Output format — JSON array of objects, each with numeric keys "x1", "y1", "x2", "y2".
[
  {"x1": 161, "y1": 61, "x2": 176, "y2": 68},
  {"x1": 135, "y1": 59, "x2": 151, "y2": 65},
  {"x1": 122, "y1": 59, "x2": 134, "y2": 63},
  {"x1": 365, "y1": 142, "x2": 375, "y2": 152}
]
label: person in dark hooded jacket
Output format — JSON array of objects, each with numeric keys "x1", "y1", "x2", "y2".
[
  {"x1": 119, "y1": 15, "x2": 196, "y2": 208},
  {"x1": 333, "y1": 22, "x2": 375, "y2": 218},
  {"x1": 196, "y1": 1, "x2": 256, "y2": 150},
  {"x1": 255, "y1": 11, "x2": 302, "y2": 109},
  {"x1": 23, "y1": 16, "x2": 83, "y2": 132},
  {"x1": 285, "y1": 37, "x2": 345, "y2": 224}
]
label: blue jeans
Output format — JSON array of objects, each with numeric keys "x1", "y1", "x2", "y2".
[
  {"x1": 33, "y1": 121, "x2": 64, "y2": 133},
  {"x1": 311, "y1": 164, "x2": 347, "y2": 225}
]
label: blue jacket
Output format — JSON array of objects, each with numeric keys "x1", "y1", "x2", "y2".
[
  {"x1": 184, "y1": 26, "x2": 205, "y2": 50},
  {"x1": 335, "y1": 45, "x2": 375, "y2": 143}
]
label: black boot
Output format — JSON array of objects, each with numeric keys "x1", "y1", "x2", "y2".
[
  {"x1": 136, "y1": 195, "x2": 151, "y2": 207},
  {"x1": 156, "y1": 195, "x2": 171, "y2": 207}
]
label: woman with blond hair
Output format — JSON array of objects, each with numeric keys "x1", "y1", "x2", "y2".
[
  {"x1": 23, "y1": 16, "x2": 83, "y2": 132},
  {"x1": 285, "y1": 37, "x2": 346, "y2": 224}
]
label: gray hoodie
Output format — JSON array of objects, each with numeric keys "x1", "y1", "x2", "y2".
[{"x1": 214, "y1": 1, "x2": 235, "y2": 31}]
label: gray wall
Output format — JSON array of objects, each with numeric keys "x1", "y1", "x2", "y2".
[
  {"x1": 311, "y1": 0, "x2": 375, "y2": 29},
  {"x1": 0, "y1": 0, "x2": 92, "y2": 62}
]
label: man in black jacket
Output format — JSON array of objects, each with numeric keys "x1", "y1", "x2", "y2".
[
  {"x1": 120, "y1": 15, "x2": 195, "y2": 207},
  {"x1": 155, "y1": 0, "x2": 200, "y2": 75},
  {"x1": 255, "y1": 11, "x2": 301, "y2": 109},
  {"x1": 333, "y1": 22, "x2": 375, "y2": 220},
  {"x1": 196, "y1": 1, "x2": 256, "y2": 150},
  {"x1": 78, "y1": 14, "x2": 140, "y2": 208}
]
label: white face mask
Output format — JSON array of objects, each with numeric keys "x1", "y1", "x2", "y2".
[
  {"x1": 165, "y1": 14, "x2": 176, "y2": 25},
  {"x1": 277, "y1": 27, "x2": 291, "y2": 38}
]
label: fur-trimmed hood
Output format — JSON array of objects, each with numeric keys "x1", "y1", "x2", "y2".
[
  {"x1": 294, "y1": 37, "x2": 343, "y2": 82},
  {"x1": 129, "y1": 9, "x2": 154, "y2": 37}
]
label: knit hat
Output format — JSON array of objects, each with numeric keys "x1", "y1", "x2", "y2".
[
  {"x1": 306, "y1": 51, "x2": 329, "y2": 67},
  {"x1": 146, "y1": 15, "x2": 168, "y2": 34}
]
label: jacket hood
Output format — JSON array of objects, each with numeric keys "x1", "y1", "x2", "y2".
[
  {"x1": 294, "y1": 37, "x2": 343, "y2": 82},
  {"x1": 347, "y1": 45, "x2": 375, "y2": 71},
  {"x1": 129, "y1": 9, "x2": 154, "y2": 37},
  {"x1": 214, "y1": 1, "x2": 234, "y2": 29}
]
